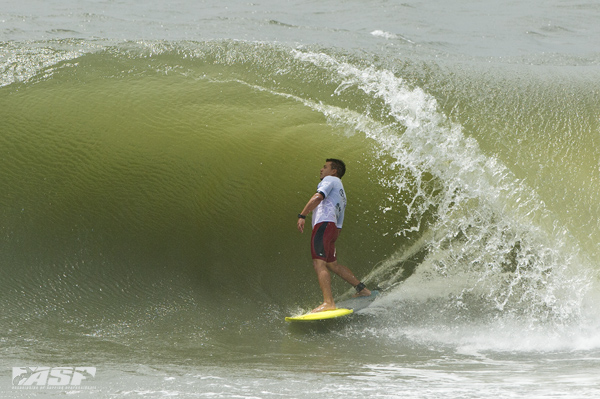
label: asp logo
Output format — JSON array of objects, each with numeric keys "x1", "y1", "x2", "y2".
[{"x1": 12, "y1": 367, "x2": 96, "y2": 389}]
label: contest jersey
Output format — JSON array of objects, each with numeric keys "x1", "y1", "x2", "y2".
[{"x1": 312, "y1": 176, "x2": 347, "y2": 229}]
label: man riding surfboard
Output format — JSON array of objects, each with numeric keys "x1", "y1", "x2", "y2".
[{"x1": 297, "y1": 159, "x2": 371, "y2": 313}]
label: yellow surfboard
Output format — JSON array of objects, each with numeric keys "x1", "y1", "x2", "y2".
[{"x1": 285, "y1": 308, "x2": 353, "y2": 322}]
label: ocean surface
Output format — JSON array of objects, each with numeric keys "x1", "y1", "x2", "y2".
[{"x1": 2, "y1": 0, "x2": 600, "y2": 397}]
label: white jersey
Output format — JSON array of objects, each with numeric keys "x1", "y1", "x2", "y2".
[{"x1": 312, "y1": 176, "x2": 347, "y2": 229}]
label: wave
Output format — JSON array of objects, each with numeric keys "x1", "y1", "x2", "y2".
[{"x1": 1, "y1": 39, "x2": 598, "y2": 351}]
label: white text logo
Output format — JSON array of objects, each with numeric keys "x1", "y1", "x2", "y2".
[{"x1": 12, "y1": 367, "x2": 96, "y2": 390}]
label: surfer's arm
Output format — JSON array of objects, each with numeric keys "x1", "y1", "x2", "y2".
[{"x1": 297, "y1": 192, "x2": 324, "y2": 233}]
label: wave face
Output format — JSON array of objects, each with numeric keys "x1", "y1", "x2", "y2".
[{"x1": 1, "y1": 40, "x2": 600, "y2": 359}]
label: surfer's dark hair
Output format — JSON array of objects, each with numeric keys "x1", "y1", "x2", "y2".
[{"x1": 326, "y1": 158, "x2": 346, "y2": 178}]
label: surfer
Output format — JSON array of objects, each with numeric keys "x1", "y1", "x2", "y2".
[{"x1": 297, "y1": 159, "x2": 371, "y2": 313}]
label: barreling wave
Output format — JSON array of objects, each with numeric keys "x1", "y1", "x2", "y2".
[{"x1": 1, "y1": 39, "x2": 598, "y2": 351}]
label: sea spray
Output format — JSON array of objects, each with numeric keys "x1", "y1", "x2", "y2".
[{"x1": 290, "y1": 49, "x2": 596, "y2": 341}]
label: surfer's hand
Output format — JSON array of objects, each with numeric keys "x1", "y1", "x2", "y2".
[{"x1": 297, "y1": 218, "x2": 305, "y2": 233}]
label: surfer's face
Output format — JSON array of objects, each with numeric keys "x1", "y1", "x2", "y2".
[{"x1": 319, "y1": 162, "x2": 337, "y2": 180}]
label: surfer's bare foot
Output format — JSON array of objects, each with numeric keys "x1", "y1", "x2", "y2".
[
  {"x1": 353, "y1": 288, "x2": 371, "y2": 298},
  {"x1": 311, "y1": 302, "x2": 336, "y2": 313}
]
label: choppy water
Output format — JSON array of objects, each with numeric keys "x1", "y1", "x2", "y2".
[{"x1": 2, "y1": 1, "x2": 600, "y2": 398}]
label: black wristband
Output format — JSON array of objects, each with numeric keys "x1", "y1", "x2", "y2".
[
  {"x1": 298, "y1": 214, "x2": 306, "y2": 219},
  {"x1": 355, "y1": 282, "x2": 366, "y2": 293}
]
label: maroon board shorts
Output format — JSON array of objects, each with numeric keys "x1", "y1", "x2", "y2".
[{"x1": 311, "y1": 222, "x2": 339, "y2": 263}]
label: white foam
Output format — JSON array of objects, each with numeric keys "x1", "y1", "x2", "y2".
[
  {"x1": 370, "y1": 29, "x2": 415, "y2": 43},
  {"x1": 0, "y1": 41, "x2": 97, "y2": 87},
  {"x1": 370, "y1": 30, "x2": 397, "y2": 40}
]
